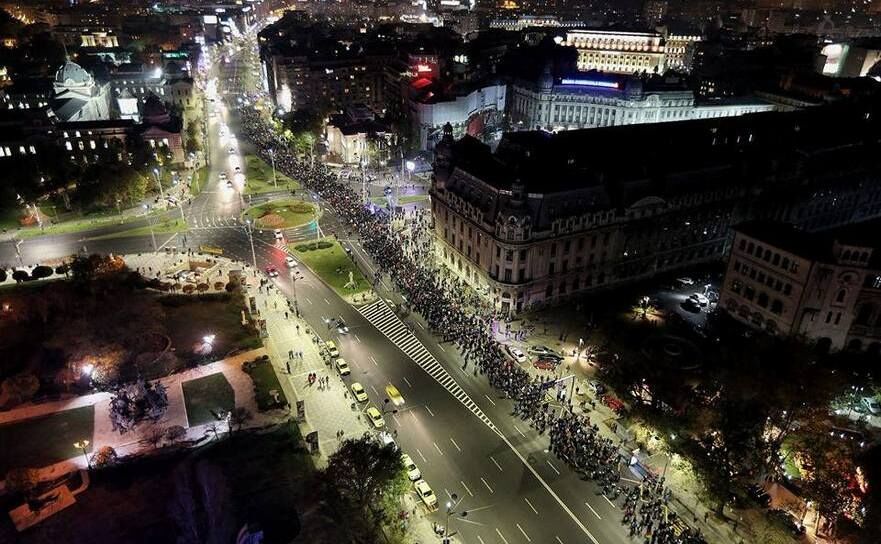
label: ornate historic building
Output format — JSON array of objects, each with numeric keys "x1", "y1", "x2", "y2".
[
  {"x1": 429, "y1": 101, "x2": 881, "y2": 314},
  {"x1": 722, "y1": 221, "x2": 881, "y2": 353},
  {"x1": 51, "y1": 60, "x2": 111, "y2": 122}
]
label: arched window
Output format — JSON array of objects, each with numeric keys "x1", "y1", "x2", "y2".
[{"x1": 836, "y1": 289, "x2": 847, "y2": 304}]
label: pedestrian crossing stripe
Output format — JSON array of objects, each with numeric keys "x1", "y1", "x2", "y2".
[{"x1": 357, "y1": 300, "x2": 499, "y2": 435}]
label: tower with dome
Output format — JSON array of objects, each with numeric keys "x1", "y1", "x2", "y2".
[{"x1": 51, "y1": 59, "x2": 111, "y2": 122}]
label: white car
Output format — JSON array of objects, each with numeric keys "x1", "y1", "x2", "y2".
[
  {"x1": 285, "y1": 256, "x2": 298, "y2": 268},
  {"x1": 274, "y1": 229, "x2": 284, "y2": 240},
  {"x1": 676, "y1": 277, "x2": 695, "y2": 287},
  {"x1": 414, "y1": 480, "x2": 437, "y2": 509},
  {"x1": 401, "y1": 454, "x2": 421, "y2": 481},
  {"x1": 350, "y1": 382, "x2": 368, "y2": 403},
  {"x1": 366, "y1": 406, "x2": 385, "y2": 429},
  {"x1": 335, "y1": 358, "x2": 350, "y2": 376},
  {"x1": 228, "y1": 147, "x2": 235, "y2": 154},
  {"x1": 325, "y1": 340, "x2": 339, "y2": 358},
  {"x1": 689, "y1": 293, "x2": 709, "y2": 306},
  {"x1": 506, "y1": 346, "x2": 527, "y2": 364}
]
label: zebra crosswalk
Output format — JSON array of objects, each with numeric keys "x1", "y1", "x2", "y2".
[{"x1": 357, "y1": 300, "x2": 499, "y2": 435}]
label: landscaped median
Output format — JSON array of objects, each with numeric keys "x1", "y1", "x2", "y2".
[
  {"x1": 242, "y1": 198, "x2": 317, "y2": 229},
  {"x1": 85, "y1": 217, "x2": 188, "y2": 241},
  {"x1": 289, "y1": 238, "x2": 375, "y2": 304},
  {"x1": 243, "y1": 154, "x2": 299, "y2": 195}
]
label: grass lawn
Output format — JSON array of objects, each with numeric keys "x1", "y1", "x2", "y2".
[
  {"x1": 86, "y1": 218, "x2": 188, "y2": 241},
  {"x1": 290, "y1": 239, "x2": 372, "y2": 298},
  {"x1": 190, "y1": 166, "x2": 210, "y2": 198},
  {"x1": 245, "y1": 359, "x2": 287, "y2": 411},
  {"x1": 0, "y1": 405, "x2": 94, "y2": 474},
  {"x1": 243, "y1": 154, "x2": 299, "y2": 195},
  {"x1": 182, "y1": 373, "x2": 235, "y2": 426},
  {"x1": 160, "y1": 293, "x2": 261, "y2": 364},
  {"x1": 242, "y1": 198, "x2": 316, "y2": 229}
]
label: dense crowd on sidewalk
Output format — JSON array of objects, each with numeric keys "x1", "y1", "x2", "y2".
[{"x1": 239, "y1": 106, "x2": 708, "y2": 544}]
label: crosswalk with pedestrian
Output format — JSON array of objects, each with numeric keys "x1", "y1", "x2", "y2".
[{"x1": 357, "y1": 300, "x2": 499, "y2": 435}]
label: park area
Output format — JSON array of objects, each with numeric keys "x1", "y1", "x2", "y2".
[
  {"x1": 290, "y1": 239, "x2": 372, "y2": 300},
  {"x1": 242, "y1": 198, "x2": 315, "y2": 229},
  {"x1": 0, "y1": 255, "x2": 260, "y2": 411},
  {"x1": 0, "y1": 406, "x2": 94, "y2": 475},
  {"x1": 243, "y1": 154, "x2": 299, "y2": 195},
  {"x1": 182, "y1": 373, "x2": 236, "y2": 426}
]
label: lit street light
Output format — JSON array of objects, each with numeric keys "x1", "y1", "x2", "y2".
[
  {"x1": 268, "y1": 147, "x2": 278, "y2": 188},
  {"x1": 73, "y1": 439, "x2": 91, "y2": 470},
  {"x1": 244, "y1": 219, "x2": 258, "y2": 269},
  {"x1": 152, "y1": 168, "x2": 165, "y2": 199},
  {"x1": 443, "y1": 493, "x2": 468, "y2": 542}
]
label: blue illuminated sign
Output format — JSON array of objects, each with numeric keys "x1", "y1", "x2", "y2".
[{"x1": 559, "y1": 78, "x2": 620, "y2": 89}]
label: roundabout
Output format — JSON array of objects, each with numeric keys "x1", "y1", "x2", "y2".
[{"x1": 241, "y1": 198, "x2": 318, "y2": 229}]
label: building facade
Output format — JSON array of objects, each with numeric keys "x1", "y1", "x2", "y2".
[
  {"x1": 721, "y1": 221, "x2": 881, "y2": 353},
  {"x1": 410, "y1": 81, "x2": 506, "y2": 150},
  {"x1": 429, "y1": 102, "x2": 881, "y2": 314},
  {"x1": 508, "y1": 68, "x2": 775, "y2": 132},
  {"x1": 565, "y1": 30, "x2": 667, "y2": 74}
]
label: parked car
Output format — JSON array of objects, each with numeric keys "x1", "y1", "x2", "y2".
[
  {"x1": 285, "y1": 256, "x2": 298, "y2": 268},
  {"x1": 325, "y1": 340, "x2": 339, "y2": 358},
  {"x1": 334, "y1": 358, "x2": 351, "y2": 376},
  {"x1": 366, "y1": 406, "x2": 385, "y2": 429},
  {"x1": 689, "y1": 293, "x2": 709, "y2": 306},
  {"x1": 505, "y1": 345, "x2": 527, "y2": 364},
  {"x1": 676, "y1": 277, "x2": 695, "y2": 287},
  {"x1": 587, "y1": 380, "x2": 607, "y2": 396},
  {"x1": 274, "y1": 229, "x2": 284, "y2": 240},
  {"x1": 681, "y1": 298, "x2": 701, "y2": 313},
  {"x1": 414, "y1": 480, "x2": 437, "y2": 510},
  {"x1": 350, "y1": 382, "x2": 368, "y2": 403},
  {"x1": 528, "y1": 345, "x2": 563, "y2": 360},
  {"x1": 265, "y1": 266, "x2": 279, "y2": 277},
  {"x1": 401, "y1": 454, "x2": 421, "y2": 481}
]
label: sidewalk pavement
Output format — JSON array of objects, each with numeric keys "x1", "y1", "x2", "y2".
[{"x1": 243, "y1": 271, "x2": 445, "y2": 542}]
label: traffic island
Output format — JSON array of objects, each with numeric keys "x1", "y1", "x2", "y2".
[
  {"x1": 242, "y1": 154, "x2": 299, "y2": 194},
  {"x1": 242, "y1": 198, "x2": 316, "y2": 229},
  {"x1": 289, "y1": 239, "x2": 376, "y2": 305}
]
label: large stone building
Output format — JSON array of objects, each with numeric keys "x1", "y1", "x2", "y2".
[
  {"x1": 508, "y1": 67, "x2": 774, "y2": 132},
  {"x1": 564, "y1": 29, "x2": 701, "y2": 75},
  {"x1": 721, "y1": 221, "x2": 881, "y2": 353},
  {"x1": 429, "y1": 101, "x2": 881, "y2": 314},
  {"x1": 409, "y1": 79, "x2": 506, "y2": 150}
]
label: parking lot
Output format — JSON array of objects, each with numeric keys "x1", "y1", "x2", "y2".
[{"x1": 646, "y1": 275, "x2": 721, "y2": 329}]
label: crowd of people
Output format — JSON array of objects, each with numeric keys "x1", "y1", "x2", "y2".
[{"x1": 238, "y1": 105, "x2": 708, "y2": 544}]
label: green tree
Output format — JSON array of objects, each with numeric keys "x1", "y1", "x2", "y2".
[{"x1": 322, "y1": 437, "x2": 406, "y2": 543}]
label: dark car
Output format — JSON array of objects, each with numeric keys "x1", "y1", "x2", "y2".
[{"x1": 528, "y1": 345, "x2": 563, "y2": 361}]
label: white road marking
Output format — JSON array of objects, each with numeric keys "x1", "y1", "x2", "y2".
[
  {"x1": 353, "y1": 334, "x2": 361, "y2": 342},
  {"x1": 323, "y1": 297, "x2": 330, "y2": 304},
  {"x1": 477, "y1": 536, "x2": 486, "y2": 544},
  {"x1": 524, "y1": 497, "x2": 538, "y2": 514},
  {"x1": 555, "y1": 537, "x2": 565, "y2": 544},
  {"x1": 461, "y1": 480, "x2": 473, "y2": 497},
  {"x1": 516, "y1": 523, "x2": 531, "y2": 542},
  {"x1": 416, "y1": 449, "x2": 427, "y2": 463},
  {"x1": 585, "y1": 502, "x2": 602, "y2": 520},
  {"x1": 305, "y1": 297, "x2": 312, "y2": 305},
  {"x1": 495, "y1": 529, "x2": 508, "y2": 544},
  {"x1": 371, "y1": 385, "x2": 379, "y2": 396},
  {"x1": 484, "y1": 394, "x2": 496, "y2": 406},
  {"x1": 489, "y1": 456, "x2": 503, "y2": 472},
  {"x1": 369, "y1": 355, "x2": 378, "y2": 366},
  {"x1": 546, "y1": 460, "x2": 560, "y2": 475},
  {"x1": 417, "y1": 321, "x2": 425, "y2": 329},
  {"x1": 513, "y1": 425, "x2": 527, "y2": 439},
  {"x1": 433, "y1": 442, "x2": 444, "y2": 456},
  {"x1": 392, "y1": 414, "x2": 401, "y2": 426},
  {"x1": 450, "y1": 437, "x2": 461, "y2": 452},
  {"x1": 402, "y1": 376, "x2": 412, "y2": 388},
  {"x1": 603, "y1": 494, "x2": 617, "y2": 509},
  {"x1": 410, "y1": 410, "x2": 418, "y2": 423},
  {"x1": 425, "y1": 405, "x2": 435, "y2": 417},
  {"x1": 437, "y1": 344, "x2": 446, "y2": 352},
  {"x1": 480, "y1": 477, "x2": 494, "y2": 494},
  {"x1": 500, "y1": 434, "x2": 600, "y2": 544}
]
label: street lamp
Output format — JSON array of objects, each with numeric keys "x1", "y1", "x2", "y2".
[
  {"x1": 152, "y1": 168, "x2": 165, "y2": 199},
  {"x1": 268, "y1": 147, "x2": 278, "y2": 188},
  {"x1": 443, "y1": 493, "x2": 467, "y2": 542},
  {"x1": 73, "y1": 439, "x2": 91, "y2": 470},
  {"x1": 244, "y1": 219, "x2": 258, "y2": 269},
  {"x1": 143, "y1": 205, "x2": 157, "y2": 251}
]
